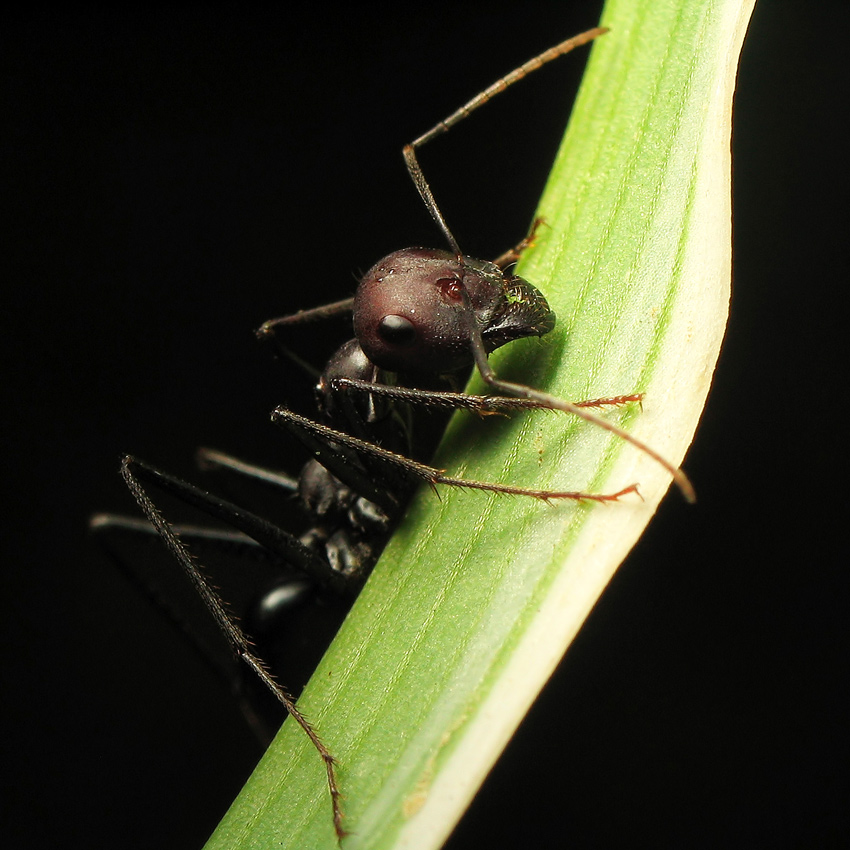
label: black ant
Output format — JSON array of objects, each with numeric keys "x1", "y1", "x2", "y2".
[{"x1": 92, "y1": 26, "x2": 694, "y2": 842}]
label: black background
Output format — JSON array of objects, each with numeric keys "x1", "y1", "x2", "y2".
[{"x1": 3, "y1": 2, "x2": 847, "y2": 848}]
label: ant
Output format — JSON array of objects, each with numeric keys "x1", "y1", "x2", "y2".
[{"x1": 92, "y1": 26, "x2": 694, "y2": 842}]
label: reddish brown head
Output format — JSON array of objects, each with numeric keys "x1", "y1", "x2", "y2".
[{"x1": 353, "y1": 247, "x2": 554, "y2": 376}]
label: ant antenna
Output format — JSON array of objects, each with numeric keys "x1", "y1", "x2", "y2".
[
  {"x1": 400, "y1": 26, "x2": 694, "y2": 502},
  {"x1": 402, "y1": 27, "x2": 608, "y2": 255}
]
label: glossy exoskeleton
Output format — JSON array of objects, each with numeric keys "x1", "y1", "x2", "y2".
[{"x1": 92, "y1": 27, "x2": 693, "y2": 841}]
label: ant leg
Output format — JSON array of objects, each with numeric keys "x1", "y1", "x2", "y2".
[
  {"x1": 271, "y1": 408, "x2": 409, "y2": 516},
  {"x1": 452, "y1": 289, "x2": 697, "y2": 503},
  {"x1": 256, "y1": 296, "x2": 355, "y2": 378},
  {"x1": 89, "y1": 512, "x2": 291, "y2": 743},
  {"x1": 195, "y1": 447, "x2": 300, "y2": 493},
  {"x1": 118, "y1": 456, "x2": 348, "y2": 839},
  {"x1": 331, "y1": 377, "x2": 643, "y2": 418},
  {"x1": 91, "y1": 512, "x2": 267, "y2": 554},
  {"x1": 273, "y1": 407, "x2": 639, "y2": 504},
  {"x1": 257, "y1": 296, "x2": 354, "y2": 337},
  {"x1": 121, "y1": 456, "x2": 356, "y2": 594}
]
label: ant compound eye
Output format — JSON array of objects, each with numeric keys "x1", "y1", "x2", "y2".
[
  {"x1": 377, "y1": 314, "x2": 416, "y2": 346},
  {"x1": 438, "y1": 278, "x2": 464, "y2": 303}
]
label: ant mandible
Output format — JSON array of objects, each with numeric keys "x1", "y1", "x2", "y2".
[{"x1": 93, "y1": 26, "x2": 694, "y2": 842}]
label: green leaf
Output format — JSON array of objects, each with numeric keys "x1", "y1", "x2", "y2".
[{"x1": 204, "y1": 1, "x2": 753, "y2": 847}]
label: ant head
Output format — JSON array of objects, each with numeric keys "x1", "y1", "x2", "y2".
[
  {"x1": 355, "y1": 248, "x2": 549, "y2": 376},
  {"x1": 354, "y1": 248, "x2": 498, "y2": 374}
]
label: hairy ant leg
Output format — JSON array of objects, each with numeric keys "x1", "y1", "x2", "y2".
[
  {"x1": 331, "y1": 377, "x2": 644, "y2": 418},
  {"x1": 90, "y1": 510, "x2": 295, "y2": 742},
  {"x1": 119, "y1": 455, "x2": 346, "y2": 837},
  {"x1": 465, "y1": 320, "x2": 695, "y2": 501},
  {"x1": 94, "y1": 456, "x2": 352, "y2": 745},
  {"x1": 256, "y1": 296, "x2": 356, "y2": 377},
  {"x1": 195, "y1": 447, "x2": 301, "y2": 493},
  {"x1": 120, "y1": 456, "x2": 354, "y2": 593},
  {"x1": 273, "y1": 407, "x2": 640, "y2": 504},
  {"x1": 91, "y1": 512, "x2": 267, "y2": 557}
]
